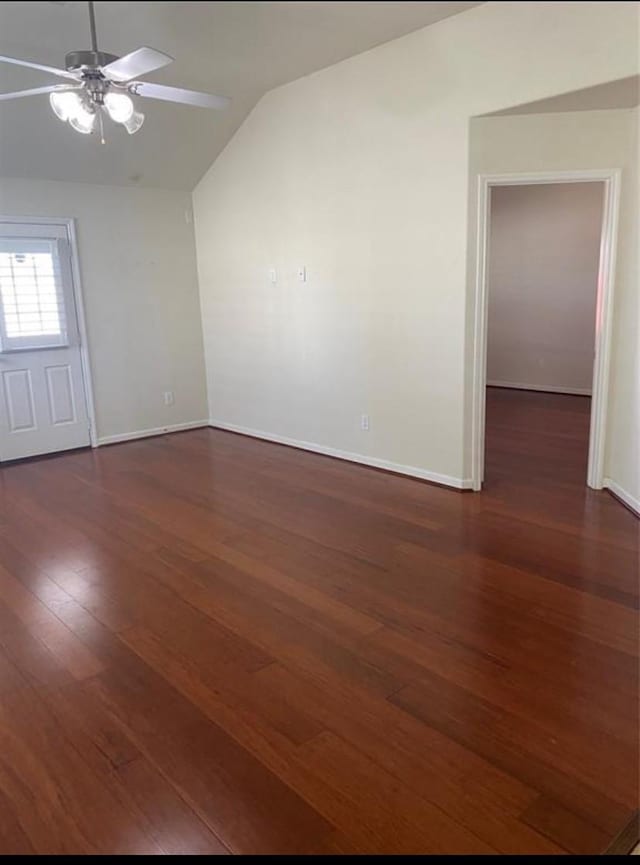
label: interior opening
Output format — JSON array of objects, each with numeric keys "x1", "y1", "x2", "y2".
[{"x1": 483, "y1": 181, "x2": 606, "y2": 491}]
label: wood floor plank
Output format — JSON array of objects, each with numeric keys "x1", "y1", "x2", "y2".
[
  {"x1": 0, "y1": 686, "x2": 164, "y2": 854},
  {"x1": 0, "y1": 388, "x2": 636, "y2": 854},
  {"x1": 84, "y1": 661, "x2": 335, "y2": 854},
  {"x1": 366, "y1": 624, "x2": 636, "y2": 748},
  {"x1": 225, "y1": 521, "x2": 636, "y2": 739},
  {"x1": 0, "y1": 564, "x2": 104, "y2": 680},
  {"x1": 254, "y1": 661, "x2": 566, "y2": 854},
  {"x1": 0, "y1": 787, "x2": 37, "y2": 855},
  {"x1": 114, "y1": 757, "x2": 230, "y2": 855},
  {"x1": 153, "y1": 548, "x2": 403, "y2": 698},
  {"x1": 122, "y1": 622, "x2": 526, "y2": 853},
  {"x1": 39, "y1": 680, "x2": 230, "y2": 855},
  {"x1": 296, "y1": 730, "x2": 497, "y2": 854},
  {"x1": 0, "y1": 601, "x2": 76, "y2": 694},
  {"x1": 389, "y1": 670, "x2": 635, "y2": 832},
  {"x1": 122, "y1": 624, "x2": 324, "y2": 746},
  {"x1": 520, "y1": 794, "x2": 611, "y2": 855}
]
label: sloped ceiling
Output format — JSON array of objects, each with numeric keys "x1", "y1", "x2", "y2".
[
  {"x1": 0, "y1": 1, "x2": 482, "y2": 189},
  {"x1": 485, "y1": 75, "x2": 640, "y2": 116}
]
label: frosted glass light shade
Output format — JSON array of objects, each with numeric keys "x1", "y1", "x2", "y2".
[
  {"x1": 68, "y1": 104, "x2": 96, "y2": 134},
  {"x1": 49, "y1": 90, "x2": 82, "y2": 122},
  {"x1": 123, "y1": 110, "x2": 144, "y2": 135},
  {"x1": 104, "y1": 92, "x2": 134, "y2": 123}
]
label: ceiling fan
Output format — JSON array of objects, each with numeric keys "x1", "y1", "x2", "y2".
[{"x1": 0, "y1": 0, "x2": 230, "y2": 137}]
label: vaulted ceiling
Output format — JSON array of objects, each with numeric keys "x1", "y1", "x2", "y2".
[
  {"x1": 0, "y1": 1, "x2": 482, "y2": 189},
  {"x1": 486, "y1": 74, "x2": 640, "y2": 116}
]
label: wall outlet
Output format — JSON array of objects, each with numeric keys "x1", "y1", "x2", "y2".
[
  {"x1": 164, "y1": 391, "x2": 175, "y2": 406},
  {"x1": 361, "y1": 414, "x2": 370, "y2": 431},
  {"x1": 268, "y1": 267, "x2": 277, "y2": 284}
]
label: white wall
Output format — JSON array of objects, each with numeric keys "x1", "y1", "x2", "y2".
[
  {"x1": 486, "y1": 182, "x2": 603, "y2": 394},
  {"x1": 469, "y1": 107, "x2": 639, "y2": 507},
  {"x1": 0, "y1": 178, "x2": 209, "y2": 442},
  {"x1": 194, "y1": 1, "x2": 638, "y2": 488}
]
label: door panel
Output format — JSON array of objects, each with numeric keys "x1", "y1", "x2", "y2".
[
  {"x1": 45, "y1": 364, "x2": 76, "y2": 426},
  {"x1": 0, "y1": 222, "x2": 90, "y2": 461},
  {"x1": 3, "y1": 368, "x2": 36, "y2": 431}
]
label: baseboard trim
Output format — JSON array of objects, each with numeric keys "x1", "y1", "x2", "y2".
[
  {"x1": 603, "y1": 478, "x2": 640, "y2": 518},
  {"x1": 487, "y1": 381, "x2": 592, "y2": 396},
  {"x1": 97, "y1": 420, "x2": 209, "y2": 447},
  {"x1": 209, "y1": 419, "x2": 472, "y2": 490}
]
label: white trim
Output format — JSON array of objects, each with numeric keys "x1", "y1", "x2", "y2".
[
  {"x1": 209, "y1": 419, "x2": 472, "y2": 490},
  {"x1": 603, "y1": 478, "x2": 640, "y2": 518},
  {"x1": 587, "y1": 173, "x2": 620, "y2": 490},
  {"x1": 470, "y1": 169, "x2": 621, "y2": 492},
  {"x1": 97, "y1": 419, "x2": 209, "y2": 447},
  {"x1": 67, "y1": 219, "x2": 98, "y2": 447},
  {"x1": 0, "y1": 214, "x2": 98, "y2": 447},
  {"x1": 487, "y1": 380, "x2": 592, "y2": 396}
]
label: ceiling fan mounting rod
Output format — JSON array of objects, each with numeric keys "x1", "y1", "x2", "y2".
[
  {"x1": 88, "y1": 0, "x2": 98, "y2": 53},
  {"x1": 88, "y1": 1, "x2": 98, "y2": 53},
  {"x1": 64, "y1": 2, "x2": 117, "y2": 73}
]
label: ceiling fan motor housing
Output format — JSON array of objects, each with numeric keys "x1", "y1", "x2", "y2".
[{"x1": 65, "y1": 50, "x2": 118, "y2": 73}]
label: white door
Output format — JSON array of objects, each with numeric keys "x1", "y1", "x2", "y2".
[{"x1": 0, "y1": 221, "x2": 91, "y2": 461}]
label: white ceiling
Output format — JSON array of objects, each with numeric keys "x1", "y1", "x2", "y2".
[
  {"x1": 0, "y1": 1, "x2": 482, "y2": 189},
  {"x1": 486, "y1": 75, "x2": 640, "y2": 117}
]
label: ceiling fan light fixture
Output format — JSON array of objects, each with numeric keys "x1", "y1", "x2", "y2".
[
  {"x1": 1, "y1": 2, "x2": 229, "y2": 141},
  {"x1": 123, "y1": 109, "x2": 144, "y2": 135},
  {"x1": 104, "y1": 91, "x2": 134, "y2": 123},
  {"x1": 49, "y1": 89, "x2": 82, "y2": 121},
  {"x1": 68, "y1": 101, "x2": 96, "y2": 134}
]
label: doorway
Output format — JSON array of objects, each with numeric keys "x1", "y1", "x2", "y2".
[
  {"x1": 0, "y1": 218, "x2": 95, "y2": 461},
  {"x1": 470, "y1": 170, "x2": 621, "y2": 491}
]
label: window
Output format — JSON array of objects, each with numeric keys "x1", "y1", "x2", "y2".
[{"x1": 0, "y1": 238, "x2": 69, "y2": 351}]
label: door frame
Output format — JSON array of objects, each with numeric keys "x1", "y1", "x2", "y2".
[
  {"x1": 0, "y1": 214, "x2": 98, "y2": 448},
  {"x1": 470, "y1": 169, "x2": 621, "y2": 491}
]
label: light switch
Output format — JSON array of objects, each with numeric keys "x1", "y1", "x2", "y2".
[
  {"x1": 268, "y1": 268, "x2": 277, "y2": 284},
  {"x1": 297, "y1": 266, "x2": 307, "y2": 283}
]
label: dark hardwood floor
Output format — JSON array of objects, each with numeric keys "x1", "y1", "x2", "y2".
[{"x1": 0, "y1": 387, "x2": 637, "y2": 854}]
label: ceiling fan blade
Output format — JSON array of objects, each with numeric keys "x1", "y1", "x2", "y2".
[
  {"x1": 133, "y1": 81, "x2": 230, "y2": 110},
  {"x1": 102, "y1": 47, "x2": 173, "y2": 82},
  {"x1": 0, "y1": 54, "x2": 78, "y2": 80},
  {"x1": 0, "y1": 85, "x2": 62, "y2": 102}
]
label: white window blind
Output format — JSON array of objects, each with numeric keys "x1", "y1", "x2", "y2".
[{"x1": 0, "y1": 238, "x2": 70, "y2": 351}]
